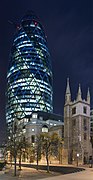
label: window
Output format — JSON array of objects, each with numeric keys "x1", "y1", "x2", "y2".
[
  {"x1": 54, "y1": 124, "x2": 56, "y2": 126},
  {"x1": 83, "y1": 107, "x2": 87, "y2": 114},
  {"x1": 72, "y1": 107, "x2": 76, "y2": 115},
  {"x1": 84, "y1": 119, "x2": 87, "y2": 131},
  {"x1": 32, "y1": 128, "x2": 35, "y2": 132},
  {"x1": 32, "y1": 113, "x2": 37, "y2": 119},
  {"x1": 31, "y1": 135, "x2": 35, "y2": 143},
  {"x1": 42, "y1": 125, "x2": 48, "y2": 132}
]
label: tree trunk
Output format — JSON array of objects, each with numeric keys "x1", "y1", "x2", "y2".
[
  {"x1": 14, "y1": 154, "x2": 17, "y2": 176},
  {"x1": 36, "y1": 153, "x2": 39, "y2": 170},
  {"x1": 14, "y1": 139, "x2": 17, "y2": 176},
  {"x1": 46, "y1": 152, "x2": 49, "y2": 173},
  {"x1": 19, "y1": 152, "x2": 21, "y2": 170},
  {"x1": 10, "y1": 154, "x2": 12, "y2": 167}
]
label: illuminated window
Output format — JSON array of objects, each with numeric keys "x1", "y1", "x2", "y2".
[
  {"x1": 42, "y1": 125, "x2": 48, "y2": 132},
  {"x1": 32, "y1": 113, "x2": 37, "y2": 119},
  {"x1": 54, "y1": 124, "x2": 56, "y2": 126}
]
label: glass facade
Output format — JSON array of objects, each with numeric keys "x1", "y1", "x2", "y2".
[{"x1": 6, "y1": 12, "x2": 53, "y2": 123}]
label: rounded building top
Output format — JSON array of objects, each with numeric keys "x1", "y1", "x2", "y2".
[{"x1": 21, "y1": 11, "x2": 39, "y2": 22}]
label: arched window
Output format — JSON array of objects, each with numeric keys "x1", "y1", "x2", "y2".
[{"x1": 42, "y1": 125, "x2": 48, "y2": 133}]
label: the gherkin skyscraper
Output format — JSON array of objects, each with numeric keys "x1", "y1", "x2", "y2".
[{"x1": 6, "y1": 12, "x2": 53, "y2": 123}]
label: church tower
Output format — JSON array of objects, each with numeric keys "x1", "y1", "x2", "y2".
[{"x1": 64, "y1": 79, "x2": 91, "y2": 165}]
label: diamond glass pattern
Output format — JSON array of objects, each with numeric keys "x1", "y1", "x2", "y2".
[{"x1": 6, "y1": 12, "x2": 53, "y2": 123}]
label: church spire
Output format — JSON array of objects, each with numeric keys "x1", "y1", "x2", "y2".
[
  {"x1": 87, "y1": 87, "x2": 90, "y2": 104},
  {"x1": 77, "y1": 84, "x2": 82, "y2": 101},
  {"x1": 65, "y1": 78, "x2": 71, "y2": 104}
]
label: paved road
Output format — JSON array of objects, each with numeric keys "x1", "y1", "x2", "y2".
[{"x1": 43, "y1": 168, "x2": 93, "y2": 180}]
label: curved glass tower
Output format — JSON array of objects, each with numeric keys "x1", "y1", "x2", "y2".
[{"x1": 6, "y1": 12, "x2": 53, "y2": 123}]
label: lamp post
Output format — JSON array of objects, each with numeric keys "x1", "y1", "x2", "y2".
[{"x1": 77, "y1": 153, "x2": 79, "y2": 166}]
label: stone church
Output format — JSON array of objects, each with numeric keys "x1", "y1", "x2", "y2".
[{"x1": 64, "y1": 78, "x2": 92, "y2": 164}]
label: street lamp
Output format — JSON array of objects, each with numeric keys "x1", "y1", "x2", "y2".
[{"x1": 77, "y1": 153, "x2": 79, "y2": 166}]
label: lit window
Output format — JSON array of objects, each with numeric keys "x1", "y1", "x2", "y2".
[
  {"x1": 54, "y1": 124, "x2": 56, "y2": 126},
  {"x1": 32, "y1": 113, "x2": 37, "y2": 119},
  {"x1": 32, "y1": 121, "x2": 36, "y2": 124},
  {"x1": 42, "y1": 125, "x2": 48, "y2": 132}
]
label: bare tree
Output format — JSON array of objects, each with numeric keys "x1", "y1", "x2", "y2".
[
  {"x1": 6, "y1": 120, "x2": 28, "y2": 175},
  {"x1": 40, "y1": 132, "x2": 61, "y2": 172}
]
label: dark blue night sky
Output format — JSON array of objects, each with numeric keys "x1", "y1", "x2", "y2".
[{"x1": 0, "y1": 0, "x2": 92, "y2": 142}]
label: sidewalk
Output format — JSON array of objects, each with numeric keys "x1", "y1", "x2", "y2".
[
  {"x1": 0, "y1": 163, "x2": 91, "y2": 180},
  {"x1": 0, "y1": 165, "x2": 61, "y2": 180}
]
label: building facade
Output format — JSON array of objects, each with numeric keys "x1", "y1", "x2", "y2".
[
  {"x1": 6, "y1": 11, "x2": 53, "y2": 124},
  {"x1": 22, "y1": 111, "x2": 63, "y2": 144},
  {"x1": 64, "y1": 78, "x2": 91, "y2": 164}
]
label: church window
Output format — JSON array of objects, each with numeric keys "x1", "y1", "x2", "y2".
[
  {"x1": 83, "y1": 106, "x2": 87, "y2": 114},
  {"x1": 84, "y1": 119, "x2": 87, "y2": 131},
  {"x1": 72, "y1": 107, "x2": 76, "y2": 115}
]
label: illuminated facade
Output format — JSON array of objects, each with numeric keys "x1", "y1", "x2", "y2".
[
  {"x1": 6, "y1": 12, "x2": 53, "y2": 123},
  {"x1": 64, "y1": 79, "x2": 91, "y2": 164}
]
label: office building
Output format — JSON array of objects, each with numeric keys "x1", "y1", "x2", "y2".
[{"x1": 6, "y1": 12, "x2": 53, "y2": 124}]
